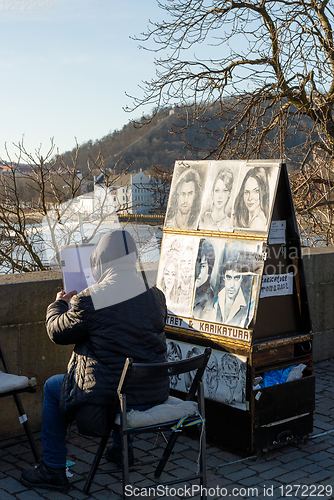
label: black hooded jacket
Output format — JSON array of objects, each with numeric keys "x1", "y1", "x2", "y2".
[{"x1": 46, "y1": 230, "x2": 169, "y2": 424}]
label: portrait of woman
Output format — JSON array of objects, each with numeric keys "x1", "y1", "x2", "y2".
[
  {"x1": 159, "y1": 254, "x2": 179, "y2": 312},
  {"x1": 199, "y1": 167, "x2": 234, "y2": 231},
  {"x1": 192, "y1": 239, "x2": 216, "y2": 321},
  {"x1": 233, "y1": 167, "x2": 269, "y2": 231}
]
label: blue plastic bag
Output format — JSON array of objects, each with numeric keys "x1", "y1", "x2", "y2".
[{"x1": 260, "y1": 365, "x2": 296, "y2": 388}]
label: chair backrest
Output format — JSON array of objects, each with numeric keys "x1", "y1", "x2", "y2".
[{"x1": 117, "y1": 347, "x2": 212, "y2": 401}]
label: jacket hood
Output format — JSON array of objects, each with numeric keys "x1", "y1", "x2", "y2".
[{"x1": 90, "y1": 230, "x2": 138, "y2": 283}]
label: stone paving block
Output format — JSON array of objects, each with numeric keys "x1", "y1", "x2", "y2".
[
  {"x1": 306, "y1": 450, "x2": 333, "y2": 461},
  {"x1": 182, "y1": 449, "x2": 202, "y2": 461},
  {"x1": 168, "y1": 466, "x2": 198, "y2": 479},
  {"x1": 274, "y1": 469, "x2": 308, "y2": 483},
  {"x1": 206, "y1": 455, "x2": 229, "y2": 469},
  {"x1": 173, "y1": 457, "x2": 200, "y2": 473},
  {"x1": 238, "y1": 476, "x2": 266, "y2": 487},
  {"x1": 224, "y1": 467, "x2": 256, "y2": 481},
  {"x1": 71, "y1": 479, "x2": 102, "y2": 495},
  {"x1": 3, "y1": 454, "x2": 17, "y2": 464},
  {"x1": 258, "y1": 466, "x2": 287, "y2": 480},
  {"x1": 300, "y1": 463, "x2": 323, "y2": 473},
  {"x1": 315, "y1": 413, "x2": 333, "y2": 423},
  {"x1": 300, "y1": 441, "x2": 331, "y2": 453},
  {"x1": 301, "y1": 469, "x2": 333, "y2": 483},
  {"x1": 218, "y1": 459, "x2": 247, "y2": 470},
  {"x1": 67, "y1": 489, "x2": 89, "y2": 499},
  {"x1": 134, "y1": 440, "x2": 160, "y2": 452},
  {"x1": 5, "y1": 467, "x2": 22, "y2": 481},
  {"x1": 90, "y1": 491, "x2": 117, "y2": 500},
  {"x1": 280, "y1": 458, "x2": 311, "y2": 469},
  {"x1": 247, "y1": 459, "x2": 283, "y2": 473},
  {"x1": 16, "y1": 490, "x2": 46, "y2": 499},
  {"x1": 44, "y1": 490, "x2": 74, "y2": 500},
  {"x1": 277, "y1": 449, "x2": 308, "y2": 463},
  {"x1": 0, "y1": 476, "x2": 25, "y2": 493},
  {"x1": 317, "y1": 458, "x2": 334, "y2": 468},
  {"x1": 311, "y1": 420, "x2": 334, "y2": 431},
  {"x1": 0, "y1": 461, "x2": 17, "y2": 473}
]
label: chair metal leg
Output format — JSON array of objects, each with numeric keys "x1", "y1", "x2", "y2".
[
  {"x1": 198, "y1": 382, "x2": 207, "y2": 500},
  {"x1": 83, "y1": 434, "x2": 109, "y2": 494},
  {"x1": 154, "y1": 431, "x2": 179, "y2": 479},
  {"x1": 120, "y1": 395, "x2": 130, "y2": 500},
  {"x1": 13, "y1": 393, "x2": 40, "y2": 463}
]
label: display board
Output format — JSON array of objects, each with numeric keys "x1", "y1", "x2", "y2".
[{"x1": 157, "y1": 160, "x2": 281, "y2": 346}]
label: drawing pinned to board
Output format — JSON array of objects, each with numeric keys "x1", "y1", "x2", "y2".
[
  {"x1": 157, "y1": 234, "x2": 200, "y2": 317},
  {"x1": 191, "y1": 237, "x2": 225, "y2": 322},
  {"x1": 199, "y1": 162, "x2": 241, "y2": 231},
  {"x1": 213, "y1": 240, "x2": 264, "y2": 328},
  {"x1": 233, "y1": 164, "x2": 280, "y2": 232},
  {"x1": 164, "y1": 162, "x2": 208, "y2": 230},
  {"x1": 165, "y1": 340, "x2": 247, "y2": 410},
  {"x1": 166, "y1": 341, "x2": 182, "y2": 389}
]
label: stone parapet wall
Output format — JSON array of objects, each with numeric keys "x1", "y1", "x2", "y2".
[
  {"x1": 302, "y1": 246, "x2": 334, "y2": 363},
  {"x1": 0, "y1": 249, "x2": 333, "y2": 440},
  {"x1": 0, "y1": 270, "x2": 73, "y2": 440}
]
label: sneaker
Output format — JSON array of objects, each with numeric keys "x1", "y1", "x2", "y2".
[
  {"x1": 20, "y1": 462, "x2": 70, "y2": 491},
  {"x1": 105, "y1": 446, "x2": 135, "y2": 467}
]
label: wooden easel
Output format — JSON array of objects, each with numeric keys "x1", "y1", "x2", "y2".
[{"x1": 0, "y1": 338, "x2": 40, "y2": 462}]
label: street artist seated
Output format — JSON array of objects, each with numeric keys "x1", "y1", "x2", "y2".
[{"x1": 20, "y1": 229, "x2": 169, "y2": 492}]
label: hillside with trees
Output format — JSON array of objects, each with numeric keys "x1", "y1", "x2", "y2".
[
  {"x1": 59, "y1": 108, "x2": 195, "y2": 177},
  {"x1": 60, "y1": 104, "x2": 308, "y2": 179}
]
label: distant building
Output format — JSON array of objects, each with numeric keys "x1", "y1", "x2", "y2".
[{"x1": 93, "y1": 169, "x2": 165, "y2": 215}]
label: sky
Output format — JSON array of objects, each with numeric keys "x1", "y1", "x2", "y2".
[{"x1": 0, "y1": 0, "x2": 164, "y2": 160}]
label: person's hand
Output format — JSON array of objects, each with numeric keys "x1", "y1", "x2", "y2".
[{"x1": 56, "y1": 290, "x2": 77, "y2": 304}]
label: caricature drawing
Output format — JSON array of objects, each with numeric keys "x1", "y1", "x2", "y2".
[
  {"x1": 184, "y1": 346, "x2": 202, "y2": 392},
  {"x1": 221, "y1": 353, "x2": 240, "y2": 404},
  {"x1": 200, "y1": 167, "x2": 234, "y2": 231},
  {"x1": 205, "y1": 352, "x2": 219, "y2": 399},
  {"x1": 167, "y1": 341, "x2": 182, "y2": 389},
  {"x1": 192, "y1": 239, "x2": 216, "y2": 321},
  {"x1": 165, "y1": 168, "x2": 202, "y2": 230},
  {"x1": 214, "y1": 260, "x2": 251, "y2": 328},
  {"x1": 174, "y1": 244, "x2": 196, "y2": 317},
  {"x1": 159, "y1": 254, "x2": 179, "y2": 313},
  {"x1": 233, "y1": 167, "x2": 269, "y2": 231}
]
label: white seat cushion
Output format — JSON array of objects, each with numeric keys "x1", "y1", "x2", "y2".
[
  {"x1": 0, "y1": 371, "x2": 29, "y2": 394},
  {"x1": 115, "y1": 396, "x2": 198, "y2": 428}
]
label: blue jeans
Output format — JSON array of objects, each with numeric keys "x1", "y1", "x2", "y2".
[
  {"x1": 41, "y1": 374, "x2": 151, "y2": 468},
  {"x1": 41, "y1": 375, "x2": 67, "y2": 468}
]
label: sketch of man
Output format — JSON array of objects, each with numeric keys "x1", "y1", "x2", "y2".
[
  {"x1": 167, "y1": 341, "x2": 182, "y2": 389},
  {"x1": 184, "y1": 346, "x2": 202, "y2": 392},
  {"x1": 175, "y1": 245, "x2": 196, "y2": 316},
  {"x1": 221, "y1": 354, "x2": 240, "y2": 404},
  {"x1": 165, "y1": 168, "x2": 202, "y2": 229},
  {"x1": 205, "y1": 353, "x2": 219, "y2": 399},
  {"x1": 214, "y1": 261, "x2": 250, "y2": 327},
  {"x1": 192, "y1": 239, "x2": 215, "y2": 321}
]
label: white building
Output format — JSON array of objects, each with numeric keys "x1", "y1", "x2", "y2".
[{"x1": 94, "y1": 169, "x2": 159, "y2": 215}]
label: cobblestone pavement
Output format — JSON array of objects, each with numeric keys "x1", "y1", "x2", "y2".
[{"x1": 0, "y1": 359, "x2": 334, "y2": 499}]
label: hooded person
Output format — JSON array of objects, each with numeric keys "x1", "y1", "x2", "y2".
[{"x1": 20, "y1": 229, "x2": 169, "y2": 492}]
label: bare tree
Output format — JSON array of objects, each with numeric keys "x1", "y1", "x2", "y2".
[
  {"x1": 128, "y1": 3, "x2": 332, "y2": 159},
  {"x1": 126, "y1": 0, "x2": 334, "y2": 243},
  {"x1": 290, "y1": 150, "x2": 334, "y2": 246},
  {"x1": 0, "y1": 137, "x2": 168, "y2": 273},
  {"x1": 0, "y1": 140, "x2": 138, "y2": 273}
]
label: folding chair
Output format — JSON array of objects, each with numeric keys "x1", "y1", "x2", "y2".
[
  {"x1": 84, "y1": 347, "x2": 211, "y2": 499},
  {"x1": 0, "y1": 338, "x2": 40, "y2": 462}
]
